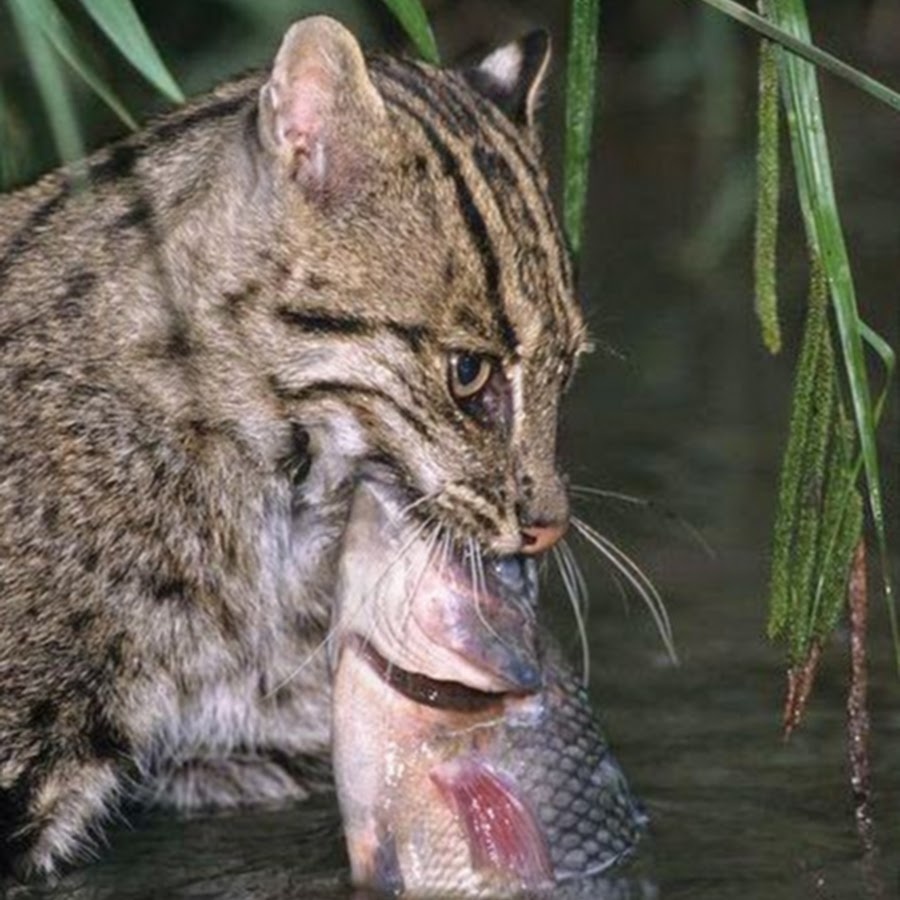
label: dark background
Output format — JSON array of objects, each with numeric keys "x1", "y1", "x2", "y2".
[{"x1": 2, "y1": 2, "x2": 899, "y2": 898}]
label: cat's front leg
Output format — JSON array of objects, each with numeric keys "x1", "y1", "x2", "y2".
[
  {"x1": 149, "y1": 751, "x2": 331, "y2": 811},
  {"x1": 146, "y1": 657, "x2": 335, "y2": 814}
]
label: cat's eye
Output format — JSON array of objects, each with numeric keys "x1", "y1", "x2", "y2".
[{"x1": 449, "y1": 352, "x2": 493, "y2": 401}]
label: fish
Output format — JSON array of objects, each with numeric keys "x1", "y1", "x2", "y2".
[{"x1": 330, "y1": 481, "x2": 647, "y2": 898}]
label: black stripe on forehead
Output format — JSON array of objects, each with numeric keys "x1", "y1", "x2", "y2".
[
  {"x1": 379, "y1": 61, "x2": 543, "y2": 249},
  {"x1": 443, "y1": 69, "x2": 576, "y2": 295},
  {"x1": 464, "y1": 139, "x2": 563, "y2": 342},
  {"x1": 375, "y1": 59, "x2": 575, "y2": 350},
  {"x1": 373, "y1": 57, "x2": 471, "y2": 140},
  {"x1": 377, "y1": 60, "x2": 551, "y2": 255},
  {"x1": 375, "y1": 80, "x2": 518, "y2": 353},
  {"x1": 469, "y1": 141, "x2": 561, "y2": 337}
]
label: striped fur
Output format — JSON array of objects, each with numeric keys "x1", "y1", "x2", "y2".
[{"x1": 0, "y1": 17, "x2": 584, "y2": 878}]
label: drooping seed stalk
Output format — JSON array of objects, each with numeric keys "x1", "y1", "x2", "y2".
[
  {"x1": 770, "y1": 252, "x2": 864, "y2": 733},
  {"x1": 766, "y1": 0, "x2": 897, "y2": 670},
  {"x1": 753, "y1": 1, "x2": 781, "y2": 354},
  {"x1": 768, "y1": 253, "x2": 830, "y2": 652}
]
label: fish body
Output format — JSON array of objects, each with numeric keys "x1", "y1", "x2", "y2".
[{"x1": 332, "y1": 483, "x2": 646, "y2": 897}]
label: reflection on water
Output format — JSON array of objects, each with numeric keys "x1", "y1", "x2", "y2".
[{"x1": 7, "y1": 2, "x2": 900, "y2": 898}]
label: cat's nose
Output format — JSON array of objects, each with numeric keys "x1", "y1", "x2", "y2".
[{"x1": 520, "y1": 522, "x2": 567, "y2": 555}]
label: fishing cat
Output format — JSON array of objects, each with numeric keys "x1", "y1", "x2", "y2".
[{"x1": 0, "y1": 16, "x2": 585, "y2": 879}]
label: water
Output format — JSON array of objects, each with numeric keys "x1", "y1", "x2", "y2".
[{"x1": 6, "y1": 3, "x2": 900, "y2": 898}]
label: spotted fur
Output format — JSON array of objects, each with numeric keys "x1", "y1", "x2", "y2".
[{"x1": 0, "y1": 16, "x2": 585, "y2": 879}]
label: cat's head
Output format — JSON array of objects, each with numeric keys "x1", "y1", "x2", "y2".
[{"x1": 257, "y1": 17, "x2": 586, "y2": 558}]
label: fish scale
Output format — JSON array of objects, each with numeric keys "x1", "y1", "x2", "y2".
[{"x1": 471, "y1": 639, "x2": 647, "y2": 883}]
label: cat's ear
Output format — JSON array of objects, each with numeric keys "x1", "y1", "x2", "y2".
[
  {"x1": 462, "y1": 30, "x2": 551, "y2": 131},
  {"x1": 258, "y1": 16, "x2": 386, "y2": 206}
]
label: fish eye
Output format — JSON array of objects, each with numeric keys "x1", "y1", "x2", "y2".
[{"x1": 448, "y1": 352, "x2": 493, "y2": 403}]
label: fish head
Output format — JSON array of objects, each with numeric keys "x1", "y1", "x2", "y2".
[
  {"x1": 331, "y1": 480, "x2": 647, "y2": 898},
  {"x1": 332, "y1": 479, "x2": 542, "y2": 695}
]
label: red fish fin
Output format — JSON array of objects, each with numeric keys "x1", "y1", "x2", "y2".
[{"x1": 431, "y1": 757, "x2": 553, "y2": 888}]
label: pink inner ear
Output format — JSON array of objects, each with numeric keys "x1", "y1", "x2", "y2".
[
  {"x1": 270, "y1": 63, "x2": 332, "y2": 150},
  {"x1": 431, "y1": 757, "x2": 553, "y2": 888}
]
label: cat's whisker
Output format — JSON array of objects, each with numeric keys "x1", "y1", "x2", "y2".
[
  {"x1": 397, "y1": 489, "x2": 439, "y2": 520},
  {"x1": 266, "y1": 515, "x2": 434, "y2": 697},
  {"x1": 569, "y1": 484, "x2": 716, "y2": 560},
  {"x1": 438, "y1": 529, "x2": 453, "y2": 580},
  {"x1": 606, "y1": 566, "x2": 630, "y2": 610},
  {"x1": 353, "y1": 518, "x2": 443, "y2": 696},
  {"x1": 571, "y1": 515, "x2": 678, "y2": 664},
  {"x1": 262, "y1": 625, "x2": 337, "y2": 701},
  {"x1": 354, "y1": 512, "x2": 432, "y2": 658},
  {"x1": 569, "y1": 484, "x2": 649, "y2": 506},
  {"x1": 395, "y1": 522, "x2": 442, "y2": 659},
  {"x1": 369, "y1": 515, "x2": 433, "y2": 599},
  {"x1": 371, "y1": 516, "x2": 438, "y2": 660},
  {"x1": 559, "y1": 537, "x2": 590, "y2": 618},
  {"x1": 552, "y1": 543, "x2": 591, "y2": 686},
  {"x1": 467, "y1": 537, "x2": 505, "y2": 649}
]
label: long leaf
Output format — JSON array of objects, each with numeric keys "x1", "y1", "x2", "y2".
[
  {"x1": 78, "y1": 0, "x2": 184, "y2": 103},
  {"x1": 563, "y1": 0, "x2": 601, "y2": 258},
  {"x1": 8, "y1": 0, "x2": 85, "y2": 168},
  {"x1": 769, "y1": 0, "x2": 898, "y2": 666},
  {"x1": 23, "y1": 0, "x2": 137, "y2": 130},
  {"x1": 697, "y1": 0, "x2": 900, "y2": 113},
  {"x1": 378, "y1": 0, "x2": 440, "y2": 64}
]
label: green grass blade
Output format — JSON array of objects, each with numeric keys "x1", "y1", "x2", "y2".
[
  {"x1": 770, "y1": 0, "x2": 898, "y2": 667},
  {"x1": 754, "y1": 25, "x2": 781, "y2": 354},
  {"x1": 378, "y1": 0, "x2": 440, "y2": 64},
  {"x1": 563, "y1": 0, "x2": 601, "y2": 259},
  {"x1": 698, "y1": 0, "x2": 900, "y2": 113},
  {"x1": 861, "y1": 321, "x2": 896, "y2": 412},
  {"x1": 78, "y1": 0, "x2": 184, "y2": 103},
  {"x1": 22, "y1": 0, "x2": 138, "y2": 130},
  {"x1": 8, "y1": 0, "x2": 85, "y2": 168}
]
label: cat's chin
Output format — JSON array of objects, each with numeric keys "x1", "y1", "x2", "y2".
[{"x1": 336, "y1": 480, "x2": 543, "y2": 696}]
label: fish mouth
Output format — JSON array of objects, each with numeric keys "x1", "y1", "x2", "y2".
[
  {"x1": 435, "y1": 550, "x2": 543, "y2": 693},
  {"x1": 476, "y1": 551, "x2": 540, "y2": 612},
  {"x1": 349, "y1": 634, "x2": 510, "y2": 713},
  {"x1": 336, "y1": 481, "x2": 544, "y2": 696},
  {"x1": 342, "y1": 550, "x2": 543, "y2": 703}
]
